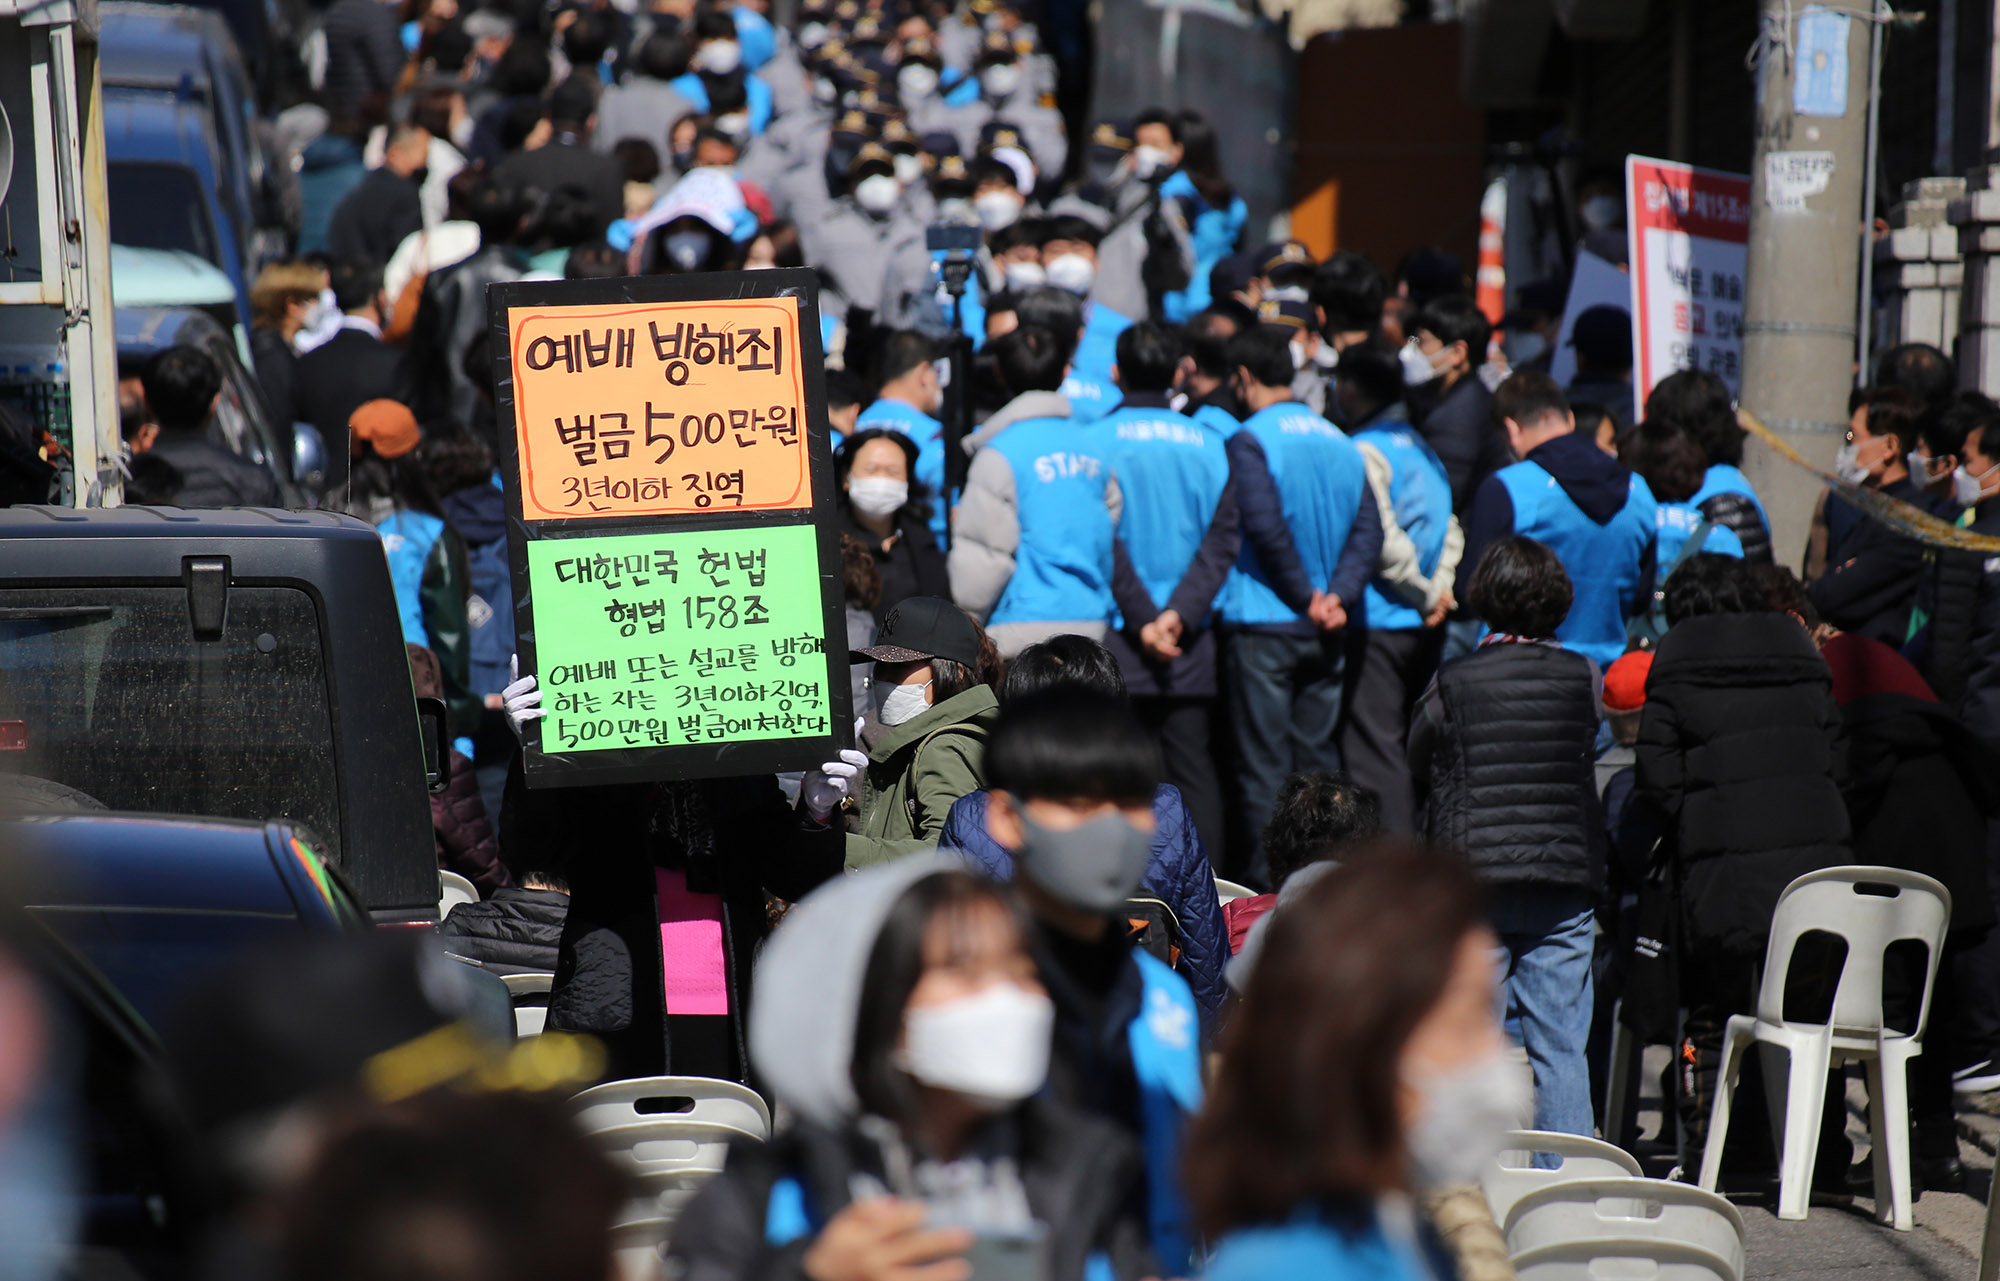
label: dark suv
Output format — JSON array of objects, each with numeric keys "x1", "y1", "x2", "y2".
[{"x1": 0, "y1": 506, "x2": 442, "y2": 920}]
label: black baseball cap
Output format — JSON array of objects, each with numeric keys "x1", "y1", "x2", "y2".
[{"x1": 852, "y1": 596, "x2": 982, "y2": 669}]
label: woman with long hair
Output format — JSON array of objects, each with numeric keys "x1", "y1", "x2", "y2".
[{"x1": 1187, "y1": 847, "x2": 1528, "y2": 1280}]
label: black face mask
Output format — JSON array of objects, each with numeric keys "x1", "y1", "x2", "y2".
[{"x1": 409, "y1": 167, "x2": 431, "y2": 188}]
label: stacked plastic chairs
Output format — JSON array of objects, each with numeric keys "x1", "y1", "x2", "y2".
[
  {"x1": 571, "y1": 1077, "x2": 773, "y2": 1281},
  {"x1": 1486, "y1": 1133, "x2": 1746, "y2": 1281}
]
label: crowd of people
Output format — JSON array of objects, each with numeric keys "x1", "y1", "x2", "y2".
[{"x1": 73, "y1": 0, "x2": 2000, "y2": 1272}]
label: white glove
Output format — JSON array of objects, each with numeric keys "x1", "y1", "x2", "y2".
[
  {"x1": 502, "y1": 654, "x2": 546, "y2": 744},
  {"x1": 802, "y1": 748, "x2": 868, "y2": 822}
]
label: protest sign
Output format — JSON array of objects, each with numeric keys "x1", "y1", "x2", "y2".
[
  {"x1": 490, "y1": 269, "x2": 850, "y2": 788},
  {"x1": 1626, "y1": 156, "x2": 1751, "y2": 420}
]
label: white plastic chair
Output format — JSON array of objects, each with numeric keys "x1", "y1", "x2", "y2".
[
  {"x1": 572, "y1": 1075, "x2": 772, "y2": 1141},
  {"x1": 1504, "y1": 1178, "x2": 1746, "y2": 1281},
  {"x1": 502, "y1": 971, "x2": 553, "y2": 1039},
  {"x1": 1214, "y1": 877, "x2": 1256, "y2": 905},
  {"x1": 1483, "y1": 1130, "x2": 1643, "y2": 1227},
  {"x1": 437, "y1": 869, "x2": 478, "y2": 918},
  {"x1": 1696, "y1": 867, "x2": 1950, "y2": 1230}
]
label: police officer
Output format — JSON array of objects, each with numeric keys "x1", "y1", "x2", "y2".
[{"x1": 800, "y1": 143, "x2": 923, "y2": 321}]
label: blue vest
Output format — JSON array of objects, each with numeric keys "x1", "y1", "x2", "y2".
[
  {"x1": 1190, "y1": 402, "x2": 1241, "y2": 439},
  {"x1": 1656, "y1": 500, "x2": 1744, "y2": 565},
  {"x1": 986, "y1": 414, "x2": 1115, "y2": 626},
  {"x1": 1222, "y1": 403, "x2": 1367, "y2": 627},
  {"x1": 1495, "y1": 461, "x2": 1657, "y2": 667},
  {"x1": 1690, "y1": 463, "x2": 1769, "y2": 527},
  {"x1": 1095, "y1": 405, "x2": 1231, "y2": 622},
  {"x1": 375, "y1": 509, "x2": 447, "y2": 649},
  {"x1": 1129, "y1": 951, "x2": 1202, "y2": 1276},
  {"x1": 1157, "y1": 171, "x2": 1247, "y2": 323},
  {"x1": 1061, "y1": 371, "x2": 1119, "y2": 424},
  {"x1": 1354, "y1": 412, "x2": 1452, "y2": 632},
  {"x1": 1071, "y1": 301, "x2": 1132, "y2": 386},
  {"x1": 854, "y1": 397, "x2": 950, "y2": 540}
]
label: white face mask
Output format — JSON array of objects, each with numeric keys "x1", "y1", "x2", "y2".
[
  {"x1": 979, "y1": 62, "x2": 1021, "y2": 99},
  {"x1": 695, "y1": 38, "x2": 742, "y2": 73},
  {"x1": 1003, "y1": 260, "x2": 1046, "y2": 291},
  {"x1": 897, "y1": 63, "x2": 939, "y2": 100},
  {"x1": 975, "y1": 190, "x2": 1022, "y2": 232},
  {"x1": 297, "y1": 299, "x2": 326, "y2": 332},
  {"x1": 1909, "y1": 450, "x2": 1940, "y2": 486},
  {"x1": 1044, "y1": 252, "x2": 1095, "y2": 296},
  {"x1": 938, "y1": 196, "x2": 975, "y2": 224},
  {"x1": 893, "y1": 152, "x2": 925, "y2": 186},
  {"x1": 1403, "y1": 1048, "x2": 1533, "y2": 1188},
  {"x1": 798, "y1": 19, "x2": 830, "y2": 48},
  {"x1": 1132, "y1": 144, "x2": 1172, "y2": 179},
  {"x1": 873, "y1": 674, "x2": 933, "y2": 726},
  {"x1": 1833, "y1": 439, "x2": 1873, "y2": 487},
  {"x1": 714, "y1": 112, "x2": 751, "y2": 143},
  {"x1": 1580, "y1": 193, "x2": 1623, "y2": 232},
  {"x1": 848, "y1": 476, "x2": 908, "y2": 519},
  {"x1": 854, "y1": 173, "x2": 903, "y2": 215},
  {"x1": 663, "y1": 229, "x2": 713, "y2": 271},
  {"x1": 1400, "y1": 337, "x2": 1437, "y2": 387},
  {"x1": 895, "y1": 983, "x2": 1054, "y2": 1108},
  {"x1": 812, "y1": 74, "x2": 839, "y2": 104},
  {"x1": 1954, "y1": 461, "x2": 1998, "y2": 507}
]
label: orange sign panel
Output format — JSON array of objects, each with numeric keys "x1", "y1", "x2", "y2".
[{"x1": 508, "y1": 297, "x2": 811, "y2": 520}]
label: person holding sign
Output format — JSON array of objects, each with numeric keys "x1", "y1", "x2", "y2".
[{"x1": 816, "y1": 597, "x2": 1000, "y2": 870}]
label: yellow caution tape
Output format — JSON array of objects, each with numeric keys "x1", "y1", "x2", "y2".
[{"x1": 1739, "y1": 407, "x2": 2000, "y2": 552}]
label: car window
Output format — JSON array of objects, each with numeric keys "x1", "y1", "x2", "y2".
[
  {"x1": 210, "y1": 343, "x2": 270, "y2": 465},
  {"x1": 29, "y1": 905, "x2": 303, "y2": 1030},
  {"x1": 0, "y1": 586, "x2": 340, "y2": 848},
  {"x1": 106, "y1": 162, "x2": 222, "y2": 267}
]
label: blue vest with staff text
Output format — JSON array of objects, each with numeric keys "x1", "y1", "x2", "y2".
[
  {"x1": 1495, "y1": 460, "x2": 1656, "y2": 666},
  {"x1": 1222, "y1": 402, "x2": 1367, "y2": 627},
  {"x1": 1355, "y1": 410, "x2": 1451, "y2": 632},
  {"x1": 1094, "y1": 404, "x2": 1231, "y2": 620},
  {"x1": 987, "y1": 415, "x2": 1115, "y2": 627}
]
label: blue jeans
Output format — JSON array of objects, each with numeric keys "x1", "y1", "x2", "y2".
[
  {"x1": 1224, "y1": 628, "x2": 1345, "y2": 888},
  {"x1": 1489, "y1": 885, "x2": 1598, "y2": 1141}
]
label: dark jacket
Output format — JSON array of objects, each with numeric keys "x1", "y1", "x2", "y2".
[
  {"x1": 432, "y1": 746, "x2": 507, "y2": 893},
  {"x1": 439, "y1": 887, "x2": 568, "y2": 973},
  {"x1": 1635, "y1": 612, "x2": 1849, "y2": 957},
  {"x1": 665, "y1": 1100, "x2": 1156, "y2": 1281},
  {"x1": 250, "y1": 326, "x2": 297, "y2": 430},
  {"x1": 1807, "y1": 477, "x2": 1932, "y2": 645},
  {"x1": 1411, "y1": 373, "x2": 1509, "y2": 515},
  {"x1": 515, "y1": 773, "x2": 842, "y2": 1081},
  {"x1": 492, "y1": 136, "x2": 627, "y2": 238},
  {"x1": 1408, "y1": 639, "x2": 1604, "y2": 890},
  {"x1": 320, "y1": 0, "x2": 404, "y2": 122},
  {"x1": 1696, "y1": 488, "x2": 1773, "y2": 563},
  {"x1": 326, "y1": 167, "x2": 424, "y2": 270},
  {"x1": 440, "y1": 481, "x2": 517, "y2": 704},
  {"x1": 293, "y1": 325, "x2": 402, "y2": 490},
  {"x1": 1915, "y1": 495, "x2": 2000, "y2": 734},
  {"x1": 941, "y1": 783, "x2": 1231, "y2": 1019},
  {"x1": 400, "y1": 244, "x2": 529, "y2": 439},
  {"x1": 839, "y1": 506, "x2": 950, "y2": 622},
  {"x1": 144, "y1": 428, "x2": 281, "y2": 507}
]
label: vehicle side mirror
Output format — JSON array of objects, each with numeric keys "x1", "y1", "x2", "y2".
[
  {"x1": 416, "y1": 696, "x2": 450, "y2": 794},
  {"x1": 292, "y1": 421, "x2": 329, "y2": 497}
]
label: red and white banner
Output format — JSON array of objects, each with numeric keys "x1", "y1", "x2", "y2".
[{"x1": 1626, "y1": 156, "x2": 1751, "y2": 421}]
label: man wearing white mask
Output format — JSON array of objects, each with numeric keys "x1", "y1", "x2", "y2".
[
  {"x1": 1918, "y1": 414, "x2": 2000, "y2": 739},
  {"x1": 854, "y1": 331, "x2": 952, "y2": 541},
  {"x1": 1040, "y1": 216, "x2": 1132, "y2": 391},
  {"x1": 800, "y1": 145, "x2": 924, "y2": 321},
  {"x1": 1044, "y1": 118, "x2": 1193, "y2": 323},
  {"x1": 669, "y1": 7, "x2": 776, "y2": 135}
]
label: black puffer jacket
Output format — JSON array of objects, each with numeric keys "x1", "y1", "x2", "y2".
[
  {"x1": 1915, "y1": 497, "x2": 2000, "y2": 734},
  {"x1": 1636, "y1": 612, "x2": 1849, "y2": 958},
  {"x1": 1408, "y1": 640, "x2": 1604, "y2": 890},
  {"x1": 438, "y1": 887, "x2": 568, "y2": 973},
  {"x1": 1696, "y1": 490, "x2": 1773, "y2": 563},
  {"x1": 666, "y1": 1099, "x2": 1157, "y2": 1281}
]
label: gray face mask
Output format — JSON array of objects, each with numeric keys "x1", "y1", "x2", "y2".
[{"x1": 1014, "y1": 807, "x2": 1153, "y2": 912}]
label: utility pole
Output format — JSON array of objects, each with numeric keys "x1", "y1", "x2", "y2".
[{"x1": 1738, "y1": 1, "x2": 1875, "y2": 567}]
